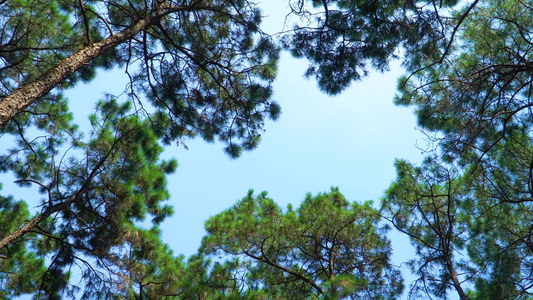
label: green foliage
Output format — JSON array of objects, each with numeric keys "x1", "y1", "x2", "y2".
[
  {"x1": 396, "y1": 0, "x2": 533, "y2": 164},
  {"x1": 0, "y1": 0, "x2": 283, "y2": 292},
  {"x1": 0, "y1": 193, "x2": 47, "y2": 299},
  {"x1": 200, "y1": 188, "x2": 404, "y2": 299},
  {"x1": 460, "y1": 131, "x2": 533, "y2": 299},
  {"x1": 285, "y1": 0, "x2": 461, "y2": 94},
  {"x1": 0, "y1": 96, "x2": 178, "y2": 297},
  {"x1": 0, "y1": 0, "x2": 78, "y2": 84},
  {"x1": 379, "y1": 0, "x2": 533, "y2": 298},
  {"x1": 382, "y1": 136, "x2": 533, "y2": 299},
  {"x1": 0, "y1": 0, "x2": 281, "y2": 157},
  {"x1": 383, "y1": 158, "x2": 471, "y2": 298},
  {"x1": 99, "y1": 227, "x2": 187, "y2": 299},
  {"x1": 5, "y1": 0, "x2": 533, "y2": 298}
]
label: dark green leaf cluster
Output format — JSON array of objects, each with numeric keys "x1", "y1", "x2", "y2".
[
  {"x1": 285, "y1": 0, "x2": 459, "y2": 95},
  {"x1": 396, "y1": 0, "x2": 533, "y2": 164},
  {"x1": 0, "y1": 0, "x2": 282, "y2": 157},
  {"x1": 380, "y1": 0, "x2": 533, "y2": 298},
  {"x1": 136, "y1": 0, "x2": 281, "y2": 157},
  {"x1": 0, "y1": 193, "x2": 47, "y2": 299},
  {"x1": 0, "y1": 0, "x2": 77, "y2": 85}
]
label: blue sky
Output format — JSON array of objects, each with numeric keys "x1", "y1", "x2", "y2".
[
  {"x1": 162, "y1": 52, "x2": 425, "y2": 257},
  {"x1": 3, "y1": 1, "x2": 431, "y2": 298},
  {"x1": 155, "y1": 0, "x2": 426, "y2": 260}
]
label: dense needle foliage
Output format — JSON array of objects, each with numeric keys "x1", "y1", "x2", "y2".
[
  {"x1": 200, "y1": 188, "x2": 403, "y2": 299},
  {"x1": 2, "y1": 0, "x2": 533, "y2": 298}
]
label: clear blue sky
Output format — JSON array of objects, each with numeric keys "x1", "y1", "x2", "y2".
[
  {"x1": 3, "y1": 1, "x2": 430, "y2": 298},
  {"x1": 158, "y1": 1, "x2": 425, "y2": 258},
  {"x1": 161, "y1": 52, "x2": 426, "y2": 255}
]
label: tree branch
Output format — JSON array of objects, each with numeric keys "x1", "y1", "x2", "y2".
[
  {"x1": 243, "y1": 248, "x2": 325, "y2": 295},
  {"x1": 0, "y1": 3, "x2": 205, "y2": 127},
  {"x1": 0, "y1": 136, "x2": 118, "y2": 250}
]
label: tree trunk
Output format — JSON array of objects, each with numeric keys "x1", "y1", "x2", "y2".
[
  {"x1": 445, "y1": 254, "x2": 467, "y2": 300},
  {"x1": 0, "y1": 17, "x2": 153, "y2": 127}
]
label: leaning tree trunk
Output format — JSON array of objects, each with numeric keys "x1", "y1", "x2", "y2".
[{"x1": 0, "y1": 17, "x2": 154, "y2": 127}]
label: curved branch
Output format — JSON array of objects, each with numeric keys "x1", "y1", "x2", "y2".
[
  {"x1": 0, "y1": 136, "x2": 118, "y2": 250},
  {"x1": 0, "y1": 16, "x2": 153, "y2": 127},
  {"x1": 78, "y1": 0, "x2": 92, "y2": 45},
  {"x1": 243, "y1": 247, "x2": 324, "y2": 295}
]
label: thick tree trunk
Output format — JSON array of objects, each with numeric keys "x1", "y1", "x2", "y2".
[{"x1": 0, "y1": 17, "x2": 153, "y2": 127}]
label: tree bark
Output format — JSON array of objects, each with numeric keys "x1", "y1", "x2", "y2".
[
  {"x1": 0, "y1": 16, "x2": 155, "y2": 127},
  {"x1": 444, "y1": 251, "x2": 467, "y2": 300}
]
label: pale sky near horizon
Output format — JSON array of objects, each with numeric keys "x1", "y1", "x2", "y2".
[{"x1": 3, "y1": 1, "x2": 434, "y2": 298}]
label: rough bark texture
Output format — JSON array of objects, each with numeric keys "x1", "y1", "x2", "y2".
[{"x1": 0, "y1": 17, "x2": 153, "y2": 127}]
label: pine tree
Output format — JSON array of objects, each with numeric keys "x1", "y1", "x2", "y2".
[
  {"x1": 0, "y1": 1, "x2": 280, "y2": 294},
  {"x1": 199, "y1": 188, "x2": 404, "y2": 299},
  {"x1": 383, "y1": 0, "x2": 533, "y2": 297},
  {"x1": 0, "y1": 97, "x2": 181, "y2": 297},
  {"x1": 0, "y1": 0, "x2": 281, "y2": 156}
]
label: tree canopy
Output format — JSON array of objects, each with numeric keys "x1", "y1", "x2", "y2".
[
  {"x1": 0, "y1": 1, "x2": 281, "y2": 294},
  {"x1": 0, "y1": 0, "x2": 281, "y2": 156},
  {"x1": 2, "y1": 0, "x2": 533, "y2": 298},
  {"x1": 382, "y1": 0, "x2": 533, "y2": 298},
  {"x1": 200, "y1": 188, "x2": 403, "y2": 299}
]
